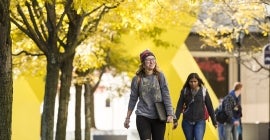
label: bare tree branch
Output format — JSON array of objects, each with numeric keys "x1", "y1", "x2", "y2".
[
  {"x1": 25, "y1": 1, "x2": 46, "y2": 44},
  {"x1": 11, "y1": 4, "x2": 48, "y2": 53},
  {"x1": 31, "y1": 0, "x2": 48, "y2": 39},
  {"x1": 12, "y1": 50, "x2": 44, "y2": 56},
  {"x1": 241, "y1": 56, "x2": 270, "y2": 72}
]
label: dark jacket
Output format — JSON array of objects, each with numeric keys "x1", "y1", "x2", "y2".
[
  {"x1": 223, "y1": 91, "x2": 242, "y2": 123},
  {"x1": 174, "y1": 87, "x2": 217, "y2": 126}
]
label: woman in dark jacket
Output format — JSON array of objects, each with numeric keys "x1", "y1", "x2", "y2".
[{"x1": 173, "y1": 73, "x2": 217, "y2": 140}]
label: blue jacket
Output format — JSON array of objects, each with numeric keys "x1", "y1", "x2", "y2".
[{"x1": 223, "y1": 91, "x2": 242, "y2": 123}]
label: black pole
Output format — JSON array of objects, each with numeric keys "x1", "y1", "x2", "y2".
[
  {"x1": 237, "y1": 44, "x2": 243, "y2": 140},
  {"x1": 236, "y1": 30, "x2": 244, "y2": 140},
  {"x1": 236, "y1": 30, "x2": 244, "y2": 82},
  {"x1": 237, "y1": 45, "x2": 241, "y2": 82}
]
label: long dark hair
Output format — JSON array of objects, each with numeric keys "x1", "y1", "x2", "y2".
[{"x1": 182, "y1": 73, "x2": 204, "y2": 90}]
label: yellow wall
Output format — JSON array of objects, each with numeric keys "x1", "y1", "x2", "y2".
[{"x1": 12, "y1": 76, "x2": 44, "y2": 140}]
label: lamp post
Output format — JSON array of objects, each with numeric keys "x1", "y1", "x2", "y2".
[
  {"x1": 235, "y1": 29, "x2": 245, "y2": 140},
  {"x1": 235, "y1": 29, "x2": 245, "y2": 82}
]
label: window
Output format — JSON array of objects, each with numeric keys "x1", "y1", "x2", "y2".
[{"x1": 194, "y1": 57, "x2": 229, "y2": 98}]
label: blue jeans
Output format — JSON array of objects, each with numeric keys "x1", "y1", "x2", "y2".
[
  {"x1": 224, "y1": 123, "x2": 238, "y2": 140},
  {"x1": 218, "y1": 123, "x2": 225, "y2": 140},
  {"x1": 182, "y1": 119, "x2": 206, "y2": 140}
]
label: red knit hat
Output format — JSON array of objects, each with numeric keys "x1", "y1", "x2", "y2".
[{"x1": 140, "y1": 50, "x2": 155, "y2": 62}]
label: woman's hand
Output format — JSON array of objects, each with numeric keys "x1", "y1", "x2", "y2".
[
  {"x1": 172, "y1": 119, "x2": 178, "y2": 129},
  {"x1": 124, "y1": 118, "x2": 130, "y2": 129},
  {"x1": 167, "y1": 115, "x2": 174, "y2": 123},
  {"x1": 214, "y1": 124, "x2": 218, "y2": 128}
]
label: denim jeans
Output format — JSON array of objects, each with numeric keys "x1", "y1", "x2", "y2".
[
  {"x1": 182, "y1": 119, "x2": 206, "y2": 140},
  {"x1": 218, "y1": 123, "x2": 225, "y2": 140},
  {"x1": 136, "y1": 115, "x2": 166, "y2": 140},
  {"x1": 224, "y1": 123, "x2": 238, "y2": 140}
]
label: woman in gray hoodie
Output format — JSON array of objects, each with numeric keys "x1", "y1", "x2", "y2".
[{"x1": 124, "y1": 49, "x2": 174, "y2": 140}]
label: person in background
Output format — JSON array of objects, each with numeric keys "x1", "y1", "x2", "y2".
[
  {"x1": 173, "y1": 73, "x2": 217, "y2": 140},
  {"x1": 123, "y1": 49, "x2": 174, "y2": 140},
  {"x1": 223, "y1": 82, "x2": 243, "y2": 140},
  {"x1": 215, "y1": 98, "x2": 225, "y2": 140}
]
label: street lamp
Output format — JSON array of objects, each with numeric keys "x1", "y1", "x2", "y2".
[
  {"x1": 235, "y1": 29, "x2": 245, "y2": 140},
  {"x1": 235, "y1": 29, "x2": 245, "y2": 82}
]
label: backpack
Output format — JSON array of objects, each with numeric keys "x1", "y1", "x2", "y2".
[
  {"x1": 183, "y1": 87, "x2": 209, "y2": 120},
  {"x1": 215, "y1": 98, "x2": 228, "y2": 124}
]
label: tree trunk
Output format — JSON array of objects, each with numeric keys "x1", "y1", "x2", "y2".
[
  {"x1": 84, "y1": 83, "x2": 91, "y2": 140},
  {"x1": 55, "y1": 55, "x2": 74, "y2": 140},
  {"x1": 0, "y1": 0, "x2": 12, "y2": 139},
  {"x1": 54, "y1": 6, "x2": 84, "y2": 139},
  {"x1": 90, "y1": 88, "x2": 96, "y2": 128},
  {"x1": 41, "y1": 61, "x2": 60, "y2": 140},
  {"x1": 89, "y1": 68, "x2": 106, "y2": 129},
  {"x1": 75, "y1": 84, "x2": 82, "y2": 140}
]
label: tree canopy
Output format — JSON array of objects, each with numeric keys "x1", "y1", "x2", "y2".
[
  {"x1": 9, "y1": 0, "x2": 201, "y2": 140},
  {"x1": 194, "y1": 0, "x2": 268, "y2": 52}
]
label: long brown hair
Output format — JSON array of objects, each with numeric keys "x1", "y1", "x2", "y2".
[{"x1": 135, "y1": 63, "x2": 161, "y2": 77}]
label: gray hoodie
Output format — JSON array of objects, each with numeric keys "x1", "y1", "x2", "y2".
[{"x1": 128, "y1": 72, "x2": 174, "y2": 119}]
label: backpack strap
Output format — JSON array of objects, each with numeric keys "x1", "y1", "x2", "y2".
[
  {"x1": 137, "y1": 75, "x2": 141, "y2": 91},
  {"x1": 202, "y1": 86, "x2": 206, "y2": 101},
  {"x1": 183, "y1": 88, "x2": 187, "y2": 95},
  {"x1": 201, "y1": 86, "x2": 210, "y2": 121},
  {"x1": 137, "y1": 75, "x2": 141, "y2": 96}
]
